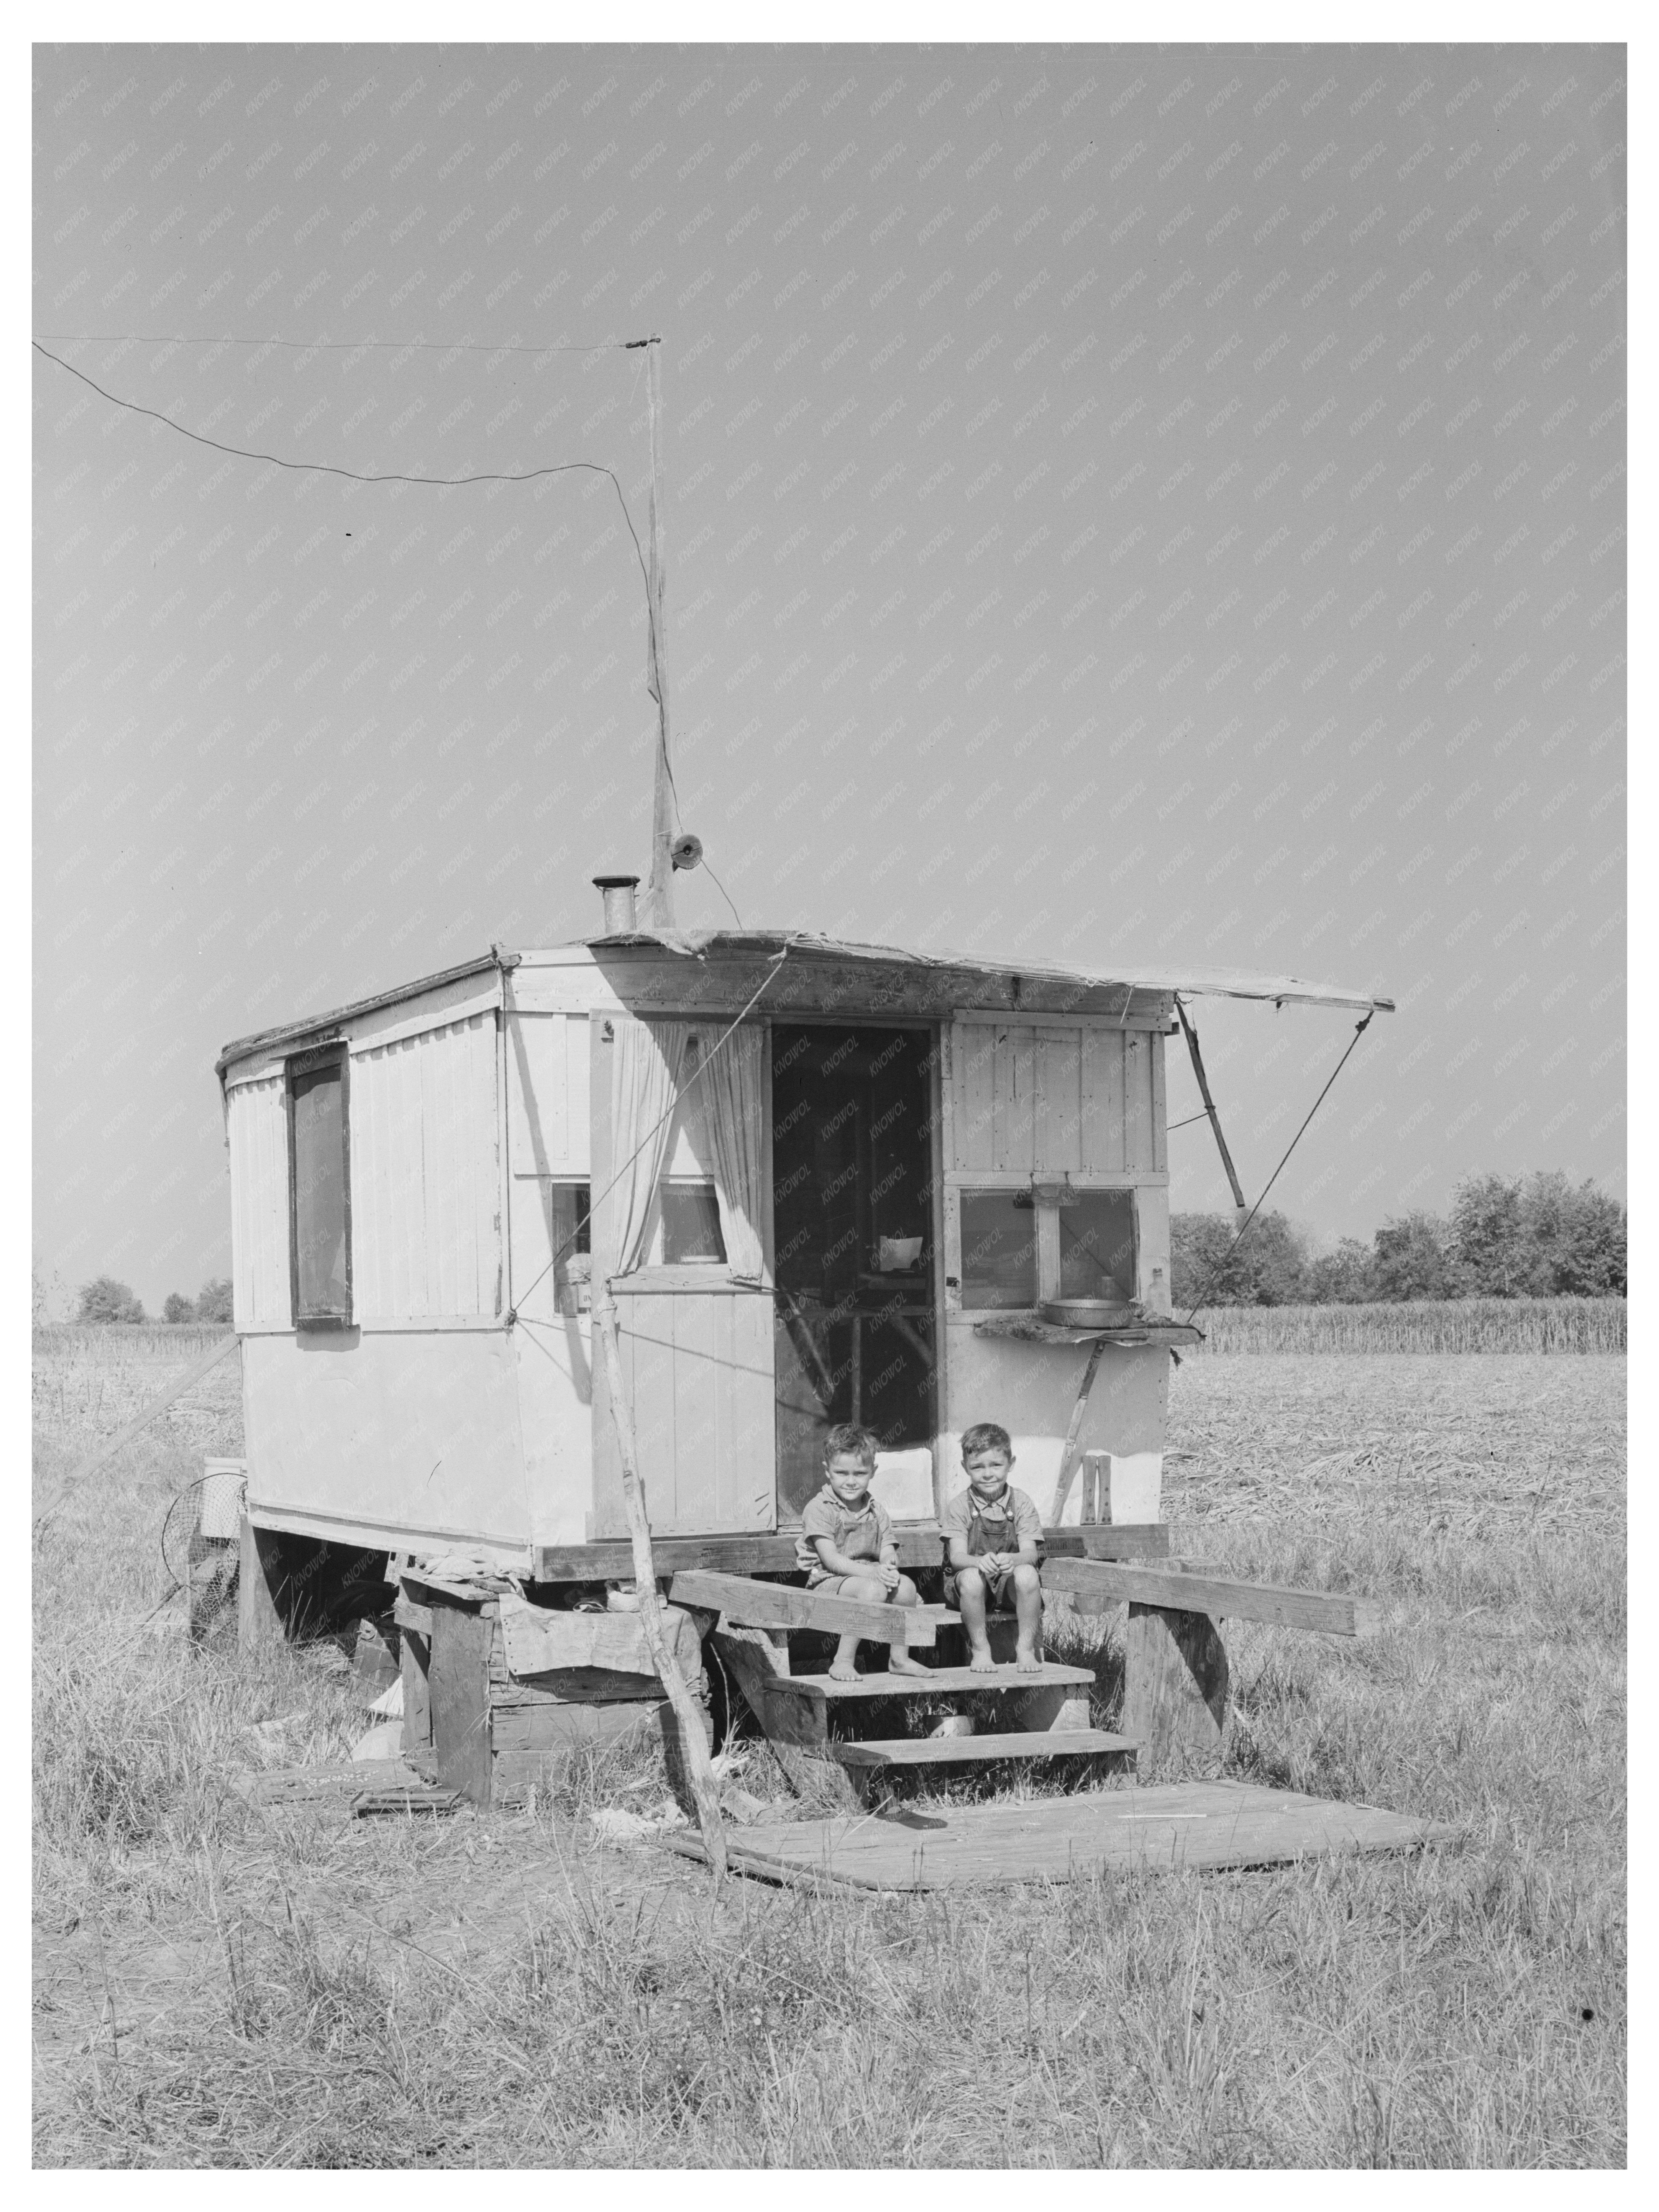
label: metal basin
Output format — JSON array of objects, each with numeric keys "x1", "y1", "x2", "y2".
[{"x1": 1040, "y1": 1298, "x2": 1139, "y2": 1330}]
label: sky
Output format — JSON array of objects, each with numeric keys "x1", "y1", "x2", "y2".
[{"x1": 32, "y1": 41, "x2": 1626, "y2": 1311}]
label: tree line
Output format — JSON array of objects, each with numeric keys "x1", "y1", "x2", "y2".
[
  {"x1": 1173, "y1": 1171, "x2": 1626, "y2": 1310},
  {"x1": 69, "y1": 1275, "x2": 234, "y2": 1326}
]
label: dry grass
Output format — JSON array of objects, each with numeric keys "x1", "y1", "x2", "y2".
[
  {"x1": 33, "y1": 1338, "x2": 1625, "y2": 2167},
  {"x1": 1191, "y1": 1299, "x2": 1626, "y2": 1355}
]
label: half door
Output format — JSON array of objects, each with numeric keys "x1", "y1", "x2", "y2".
[{"x1": 589, "y1": 1011, "x2": 776, "y2": 1536}]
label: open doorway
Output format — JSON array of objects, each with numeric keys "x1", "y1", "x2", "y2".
[{"x1": 771, "y1": 1023, "x2": 939, "y2": 1522}]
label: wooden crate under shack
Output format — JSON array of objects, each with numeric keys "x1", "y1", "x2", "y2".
[
  {"x1": 396, "y1": 1572, "x2": 712, "y2": 1808},
  {"x1": 215, "y1": 893, "x2": 1391, "y2": 1614}
]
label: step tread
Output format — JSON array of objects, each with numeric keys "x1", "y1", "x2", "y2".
[
  {"x1": 761, "y1": 1660, "x2": 1095, "y2": 1702},
  {"x1": 831, "y1": 1728, "x2": 1136, "y2": 1769}
]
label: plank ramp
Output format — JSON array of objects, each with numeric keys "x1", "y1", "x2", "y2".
[{"x1": 665, "y1": 1781, "x2": 1459, "y2": 1891}]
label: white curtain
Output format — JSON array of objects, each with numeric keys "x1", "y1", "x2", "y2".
[
  {"x1": 704, "y1": 1023, "x2": 766, "y2": 1284},
  {"x1": 604, "y1": 1018, "x2": 687, "y2": 1281}
]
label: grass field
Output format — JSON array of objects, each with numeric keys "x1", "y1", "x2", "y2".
[{"x1": 33, "y1": 1335, "x2": 1625, "y2": 2167}]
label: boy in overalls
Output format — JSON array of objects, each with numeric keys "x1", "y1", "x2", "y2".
[
  {"x1": 797, "y1": 1422, "x2": 926, "y2": 1681},
  {"x1": 942, "y1": 1422, "x2": 1044, "y2": 1672}
]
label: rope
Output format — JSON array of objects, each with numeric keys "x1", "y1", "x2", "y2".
[
  {"x1": 1182, "y1": 1011, "x2": 1376, "y2": 1325},
  {"x1": 505, "y1": 944, "x2": 793, "y2": 1322}
]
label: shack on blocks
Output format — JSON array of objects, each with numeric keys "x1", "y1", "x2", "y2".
[{"x1": 215, "y1": 873, "x2": 1392, "y2": 1593}]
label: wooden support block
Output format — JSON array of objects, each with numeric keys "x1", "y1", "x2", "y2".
[
  {"x1": 1123, "y1": 1602, "x2": 1229, "y2": 1777},
  {"x1": 427, "y1": 1605, "x2": 494, "y2": 1807},
  {"x1": 670, "y1": 1569, "x2": 924, "y2": 1649},
  {"x1": 712, "y1": 1623, "x2": 861, "y2": 1814},
  {"x1": 393, "y1": 1593, "x2": 435, "y2": 1636},
  {"x1": 400, "y1": 1628, "x2": 432, "y2": 1757},
  {"x1": 1042, "y1": 1556, "x2": 1380, "y2": 1636},
  {"x1": 236, "y1": 1513, "x2": 285, "y2": 1654},
  {"x1": 1017, "y1": 1686, "x2": 1095, "y2": 1733}
]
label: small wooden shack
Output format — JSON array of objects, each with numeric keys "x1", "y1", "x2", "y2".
[{"x1": 216, "y1": 880, "x2": 1390, "y2": 1585}]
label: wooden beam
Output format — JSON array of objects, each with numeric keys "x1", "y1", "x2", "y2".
[
  {"x1": 595, "y1": 1295, "x2": 727, "y2": 1879},
  {"x1": 1042, "y1": 1556, "x2": 1380, "y2": 1636},
  {"x1": 1045, "y1": 1337, "x2": 1107, "y2": 1526},
  {"x1": 534, "y1": 1520, "x2": 1169, "y2": 1583},
  {"x1": 669, "y1": 1569, "x2": 931, "y2": 1649}
]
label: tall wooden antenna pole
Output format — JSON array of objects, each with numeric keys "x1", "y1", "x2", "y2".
[{"x1": 643, "y1": 337, "x2": 676, "y2": 928}]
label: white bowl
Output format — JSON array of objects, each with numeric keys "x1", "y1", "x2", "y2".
[{"x1": 879, "y1": 1236, "x2": 924, "y2": 1271}]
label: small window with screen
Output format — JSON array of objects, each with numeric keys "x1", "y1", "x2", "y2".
[
  {"x1": 959, "y1": 1189, "x2": 1039, "y2": 1309},
  {"x1": 660, "y1": 1182, "x2": 727, "y2": 1264},
  {"x1": 1059, "y1": 1189, "x2": 1138, "y2": 1303},
  {"x1": 288, "y1": 1047, "x2": 351, "y2": 1327}
]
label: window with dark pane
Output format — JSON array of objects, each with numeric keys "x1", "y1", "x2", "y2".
[
  {"x1": 289, "y1": 1052, "x2": 351, "y2": 1325},
  {"x1": 661, "y1": 1182, "x2": 726, "y2": 1264},
  {"x1": 959, "y1": 1189, "x2": 1039, "y2": 1309},
  {"x1": 1059, "y1": 1189, "x2": 1138, "y2": 1302},
  {"x1": 550, "y1": 1182, "x2": 592, "y2": 1315}
]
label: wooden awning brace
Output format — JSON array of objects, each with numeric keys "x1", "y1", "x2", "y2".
[{"x1": 1175, "y1": 997, "x2": 1248, "y2": 1228}]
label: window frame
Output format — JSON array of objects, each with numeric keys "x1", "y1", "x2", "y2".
[
  {"x1": 285, "y1": 1039, "x2": 354, "y2": 1331},
  {"x1": 952, "y1": 1177, "x2": 1144, "y2": 1310}
]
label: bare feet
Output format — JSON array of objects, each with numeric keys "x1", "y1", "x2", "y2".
[
  {"x1": 1015, "y1": 1646, "x2": 1042, "y2": 1674},
  {"x1": 967, "y1": 1646, "x2": 997, "y2": 1674},
  {"x1": 886, "y1": 1651, "x2": 930, "y2": 1676},
  {"x1": 828, "y1": 1656, "x2": 859, "y2": 1682}
]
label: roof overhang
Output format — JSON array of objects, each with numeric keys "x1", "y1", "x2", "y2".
[{"x1": 216, "y1": 930, "x2": 1391, "y2": 1075}]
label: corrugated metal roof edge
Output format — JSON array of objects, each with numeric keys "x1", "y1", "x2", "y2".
[{"x1": 216, "y1": 930, "x2": 1393, "y2": 1072}]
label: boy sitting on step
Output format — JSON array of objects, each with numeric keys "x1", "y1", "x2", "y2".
[
  {"x1": 797, "y1": 1422, "x2": 927, "y2": 1681},
  {"x1": 942, "y1": 1422, "x2": 1045, "y2": 1674}
]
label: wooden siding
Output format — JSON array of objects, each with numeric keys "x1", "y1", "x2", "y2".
[
  {"x1": 950, "y1": 1020, "x2": 1164, "y2": 1175},
  {"x1": 226, "y1": 1075, "x2": 290, "y2": 1330},
  {"x1": 350, "y1": 1013, "x2": 501, "y2": 1321},
  {"x1": 505, "y1": 1010, "x2": 591, "y2": 1177}
]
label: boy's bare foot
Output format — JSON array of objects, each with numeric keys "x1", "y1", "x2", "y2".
[
  {"x1": 1015, "y1": 1646, "x2": 1042, "y2": 1673},
  {"x1": 886, "y1": 1651, "x2": 929, "y2": 1675},
  {"x1": 967, "y1": 1646, "x2": 997, "y2": 1674},
  {"x1": 828, "y1": 1655, "x2": 859, "y2": 1682}
]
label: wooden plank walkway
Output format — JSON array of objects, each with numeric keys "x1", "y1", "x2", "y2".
[{"x1": 664, "y1": 1781, "x2": 1459, "y2": 1891}]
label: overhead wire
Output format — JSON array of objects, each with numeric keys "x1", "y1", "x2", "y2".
[
  {"x1": 34, "y1": 332, "x2": 748, "y2": 974},
  {"x1": 35, "y1": 330, "x2": 648, "y2": 357}
]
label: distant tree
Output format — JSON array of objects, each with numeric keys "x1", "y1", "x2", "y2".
[
  {"x1": 77, "y1": 1275, "x2": 146, "y2": 1325},
  {"x1": 1518, "y1": 1171, "x2": 1626, "y2": 1296},
  {"x1": 1449, "y1": 1172, "x2": 1528, "y2": 1297},
  {"x1": 1170, "y1": 1209, "x2": 1308, "y2": 1308},
  {"x1": 1372, "y1": 1212, "x2": 1456, "y2": 1301},
  {"x1": 195, "y1": 1277, "x2": 234, "y2": 1324},
  {"x1": 1306, "y1": 1236, "x2": 1379, "y2": 1304}
]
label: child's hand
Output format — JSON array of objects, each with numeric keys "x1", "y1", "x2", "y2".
[
  {"x1": 979, "y1": 1551, "x2": 1006, "y2": 1577},
  {"x1": 878, "y1": 1561, "x2": 900, "y2": 1592}
]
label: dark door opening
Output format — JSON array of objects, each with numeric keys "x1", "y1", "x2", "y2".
[{"x1": 771, "y1": 1023, "x2": 938, "y2": 1523}]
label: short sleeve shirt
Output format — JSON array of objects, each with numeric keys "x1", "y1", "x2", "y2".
[
  {"x1": 796, "y1": 1488, "x2": 893, "y2": 1580},
  {"x1": 939, "y1": 1483, "x2": 1042, "y2": 1553}
]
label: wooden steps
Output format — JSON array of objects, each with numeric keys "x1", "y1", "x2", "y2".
[
  {"x1": 762, "y1": 1661, "x2": 1095, "y2": 1702},
  {"x1": 830, "y1": 1728, "x2": 1135, "y2": 1769}
]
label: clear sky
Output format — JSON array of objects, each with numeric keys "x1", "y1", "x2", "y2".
[{"x1": 33, "y1": 42, "x2": 1625, "y2": 1310}]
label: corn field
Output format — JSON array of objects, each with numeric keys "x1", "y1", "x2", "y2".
[{"x1": 1189, "y1": 1297, "x2": 1626, "y2": 1355}]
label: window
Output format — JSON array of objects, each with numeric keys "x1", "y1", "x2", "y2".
[
  {"x1": 660, "y1": 1182, "x2": 727, "y2": 1264},
  {"x1": 287, "y1": 1046, "x2": 351, "y2": 1327},
  {"x1": 959, "y1": 1189, "x2": 1039, "y2": 1309},
  {"x1": 548, "y1": 1182, "x2": 591, "y2": 1316},
  {"x1": 1059, "y1": 1189, "x2": 1138, "y2": 1302}
]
